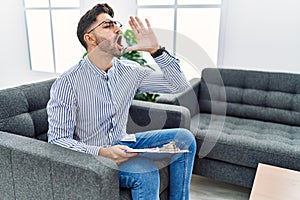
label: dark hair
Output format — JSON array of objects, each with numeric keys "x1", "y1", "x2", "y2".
[{"x1": 77, "y1": 3, "x2": 114, "y2": 49}]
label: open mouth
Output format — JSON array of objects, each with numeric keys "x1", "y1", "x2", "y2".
[{"x1": 117, "y1": 35, "x2": 124, "y2": 50}]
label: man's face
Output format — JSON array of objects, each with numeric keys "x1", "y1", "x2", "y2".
[{"x1": 86, "y1": 13, "x2": 124, "y2": 56}]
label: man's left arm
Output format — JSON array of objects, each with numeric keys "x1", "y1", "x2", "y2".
[
  {"x1": 137, "y1": 50, "x2": 190, "y2": 94},
  {"x1": 126, "y1": 16, "x2": 190, "y2": 94}
]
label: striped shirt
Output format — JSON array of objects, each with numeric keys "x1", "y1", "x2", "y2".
[{"x1": 47, "y1": 51, "x2": 190, "y2": 155}]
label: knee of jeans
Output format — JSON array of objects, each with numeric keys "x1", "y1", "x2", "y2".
[
  {"x1": 177, "y1": 128, "x2": 195, "y2": 141},
  {"x1": 175, "y1": 128, "x2": 196, "y2": 152}
]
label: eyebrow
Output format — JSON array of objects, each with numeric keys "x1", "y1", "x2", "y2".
[{"x1": 87, "y1": 20, "x2": 112, "y2": 33}]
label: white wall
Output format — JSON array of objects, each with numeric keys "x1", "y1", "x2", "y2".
[
  {"x1": 219, "y1": 0, "x2": 300, "y2": 73},
  {"x1": 0, "y1": 1, "x2": 59, "y2": 89},
  {"x1": 0, "y1": 1, "x2": 57, "y2": 89},
  {"x1": 0, "y1": 0, "x2": 136, "y2": 89}
]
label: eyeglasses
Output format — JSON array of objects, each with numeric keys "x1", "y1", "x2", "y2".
[{"x1": 86, "y1": 20, "x2": 122, "y2": 34}]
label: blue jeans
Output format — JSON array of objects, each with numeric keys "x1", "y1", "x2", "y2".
[{"x1": 117, "y1": 128, "x2": 196, "y2": 200}]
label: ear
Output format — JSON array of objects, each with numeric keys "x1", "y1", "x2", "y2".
[{"x1": 84, "y1": 33, "x2": 97, "y2": 47}]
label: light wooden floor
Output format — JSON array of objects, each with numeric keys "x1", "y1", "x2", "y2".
[{"x1": 190, "y1": 174, "x2": 251, "y2": 200}]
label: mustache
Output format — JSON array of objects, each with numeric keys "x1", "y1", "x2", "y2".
[{"x1": 96, "y1": 34, "x2": 119, "y2": 46}]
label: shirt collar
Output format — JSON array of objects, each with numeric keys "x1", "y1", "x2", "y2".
[{"x1": 83, "y1": 55, "x2": 116, "y2": 78}]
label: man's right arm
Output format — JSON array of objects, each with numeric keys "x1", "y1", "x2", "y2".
[
  {"x1": 47, "y1": 77, "x2": 101, "y2": 155},
  {"x1": 47, "y1": 77, "x2": 138, "y2": 162}
]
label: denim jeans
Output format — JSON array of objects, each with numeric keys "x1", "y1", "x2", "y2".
[{"x1": 117, "y1": 128, "x2": 196, "y2": 200}]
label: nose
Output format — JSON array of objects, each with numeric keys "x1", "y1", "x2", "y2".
[{"x1": 114, "y1": 25, "x2": 121, "y2": 34}]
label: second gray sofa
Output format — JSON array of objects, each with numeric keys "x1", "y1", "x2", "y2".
[{"x1": 158, "y1": 68, "x2": 300, "y2": 188}]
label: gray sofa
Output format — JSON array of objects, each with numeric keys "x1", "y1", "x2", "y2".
[
  {"x1": 0, "y1": 79, "x2": 190, "y2": 200},
  {"x1": 158, "y1": 68, "x2": 300, "y2": 188}
]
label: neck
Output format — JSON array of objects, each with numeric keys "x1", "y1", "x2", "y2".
[{"x1": 87, "y1": 48, "x2": 114, "y2": 72}]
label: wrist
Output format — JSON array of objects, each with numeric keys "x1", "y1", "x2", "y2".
[
  {"x1": 150, "y1": 46, "x2": 166, "y2": 58},
  {"x1": 98, "y1": 147, "x2": 107, "y2": 156},
  {"x1": 149, "y1": 46, "x2": 160, "y2": 55}
]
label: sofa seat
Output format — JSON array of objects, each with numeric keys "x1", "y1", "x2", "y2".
[{"x1": 192, "y1": 113, "x2": 300, "y2": 170}]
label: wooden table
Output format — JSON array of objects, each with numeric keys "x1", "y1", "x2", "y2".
[{"x1": 250, "y1": 163, "x2": 300, "y2": 200}]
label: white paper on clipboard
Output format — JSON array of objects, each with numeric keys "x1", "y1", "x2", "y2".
[{"x1": 125, "y1": 148, "x2": 189, "y2": 154}]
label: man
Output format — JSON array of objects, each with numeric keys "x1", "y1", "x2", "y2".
[{"x1": 47, "y1": 3, "x2": 196, "y2": 200}]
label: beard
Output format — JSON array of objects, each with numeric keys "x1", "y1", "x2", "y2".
[{"x1": 95, "y1": 34, "x2": 123, "y2": 57}]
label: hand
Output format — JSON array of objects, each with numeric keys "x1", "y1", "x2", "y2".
[
  {"x1": 125, "y1": 16, "x2": 160, "y2": 54},
  {"x1": 98, "y1": 145, "x2": 138, "y2": 165}
]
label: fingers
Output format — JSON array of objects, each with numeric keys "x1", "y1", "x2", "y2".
[
  {"x1": 145, "y1": 18, "x2": 153, "y2": 33},
  {"x1": 127, "y1": 16, "x2": 159, "y2": 53},
  {"x1": 135, "y1": 17, "x2": 146, "y2": 30},
  {"x1": 128, "y1": 16, "x2": 151, "y2": 34},
  {"x1": 129, "y1": 16, "x2": 141, "y2": 32},
  {"x1": 99, "y1": 145, "x2": 137, "y2": 164},
  {"x1": 117, "y1": 145, "x2": 138, "y2": 158},
  {"x1": 114, "y1": 146, "x2": 138, "y2": 165},
  {"x1": 129, "y1": 16, "x2": 139, "y2": 36},
  {"x1": 124, "y1": 45, "x2": 138, "y2": 53}
]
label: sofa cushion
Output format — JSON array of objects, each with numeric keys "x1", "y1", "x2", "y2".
[
  {"x1": 0, "y1": 113, "x2": 35, "y2": 138},
  {"x1": 0, "y1": 79, "x2": 55, "y2": 141},
  {"x1": 192, "y1": 113, "x2": 300, "y2": 170},
  {"x1": 0, "y1": 88, "x2": 35, "y2": 138},
  {"x1": 199, "y1": 68, "x2": 300, "y2": 126}
]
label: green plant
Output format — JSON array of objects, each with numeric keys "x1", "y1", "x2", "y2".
[
  {"x1": 119, "y1": 29, "x2": 159, "y2": 102},
  {"x1": 134, "y1": 93, "x2": 160, "y2": 102}
]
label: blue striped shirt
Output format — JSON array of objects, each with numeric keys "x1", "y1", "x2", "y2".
[{"x1": 47, "y1": 51, "x2": 190, "y2": 155}]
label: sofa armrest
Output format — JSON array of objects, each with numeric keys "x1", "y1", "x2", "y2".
[
  {"x1": 127, "y1": 100, "x2": 191, "y2": 133},
  {"x1": 157, "y1": 78, "x2": 201, "y2": 117},
  {"x1": 0, "y1": 131, "x2": 119, "y2": 200}
]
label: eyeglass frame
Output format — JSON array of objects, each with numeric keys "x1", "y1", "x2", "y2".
[{"x1": 86, "y1": 20, "x2": 122, "y2": 34}]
